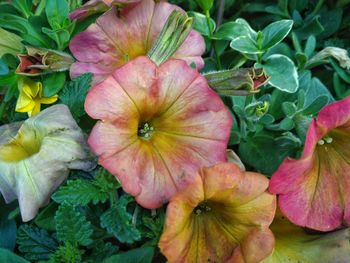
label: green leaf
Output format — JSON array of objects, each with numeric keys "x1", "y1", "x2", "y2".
[
  {"x1": 101, "y1": 195, "x2": 141, "y2": 244},
  {"x1": 196, "y1": 0, "x2": 213, "y2": 11},
  {"x1": 262, "y1": 54, "x2": 299, "y2": 93},
  {"x1": 42, "y1": 72, "x2": 66, "y2": 97},
  {"x1": 187, "y1": 11, "x2": 215, "y2": 36},
  {"x1": 282, "y1": 102, "x2": 297, "y2": 117},
  {"x1": 300, "y1": 95, "x2": 328, "y2": 116},
  {"x1": 55, "y1": 203, "x2": 93, "y2": 246},
  {"x1": 17, "y1": 225, "x2": 58, "y2": 261},
  {"x1": 51, "y1": 242, "x2": 83, "y2": 263},
  {"x1": 294, "y1": 16, "x2": 324, "y2": 40},
  {"x1": 262, "y1": 20, "x2": 293, "y2": 50},
  {"x1": 59, "y1": 73, "x2": 93, "y2": 121},
  {"x1": 45, "y1": 0, "x2": 70, "y2": 30},
  {"x1": 88, "y1": 241, "x2": 119, "y2": 262},
  {"x1": 230, "y1": 36, "x2": 262, "y2": 54},
  {"x1": 239, "y1": 133, "x2": 298, "y2": 175},
  {"x1": 52, "y1": 179, "x2": 110, "y2": 205},
  {"x1": 34, "y1": 202, "x2": 58, "y2": 231},
  {"x1": 213, "y1": 21, "x2": 251, "y2": 40},
  {"x1": 0, "y1": 197, "x2": 17, "y2": 251},
  {"x1": 42, "y1": 27, "x2": 70, "y2": 50},
  {"x1": 0, "y1": 248, "x2": 29, "y2": 263},
  {"x1": 304, "y1": 35, "x2": 316, "y2": 57},
  {"x1": 104, "y1": 247, "x2": 155, "y2": 263},
  {"x1": 0, "y1": 59, "x2": 9, "y2": 76},
  {"x1": 12, "y1": 0, "x2": 32, "y2": 18},
  {"x1": 0, "y1": 27, "x2": 23, "y2": 57}
]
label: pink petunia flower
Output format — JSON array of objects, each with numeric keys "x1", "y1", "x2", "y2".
[
  {"x1": 270, "y1": 96, "x2": 350, "y2": 231},
  {"x1": 69, "y1": 0, "x2": 141, "y2": 20},
  {"x1": 69, "y1": 0, "x2": 205, "y2": 85},
  {"x1": 85, "y1": 56, "x2": 233, "y2": 209}
]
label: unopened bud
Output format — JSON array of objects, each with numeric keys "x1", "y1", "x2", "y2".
[
  {"x1": 16, "y1": 46, "x2": 74, "y2": 76},
  {"x1": 148, "y1": 10, "x2": 193, "y2": 66},
  {"x1": 204, "y1": 68, "x2": 268, "y2": 96}
]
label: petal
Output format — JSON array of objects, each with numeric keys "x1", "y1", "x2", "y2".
[
  {"x1": 87, "y1": 57, "x2": 233, "y2": 208},
  {"x1": 270, "y1": 97, "x2": 350, "y2": 231},
  {"x1": 69, "y1": 0, "x2": 205, "y2": 84},
  {"x1": 159, "y1": 163, "x2": 276, "y2": 263},
  {"x1": 0, "y1": 105, "x2": 95, "y2": 221},
  {"x1": 316, "y1": 94, "x2": 350, "y2": 132},
  {"x1": 40, "y1": 95, "x2": 58, "y2": 104},
  {"x1": 262, "y1": 212, "x2": 350, "y2": 263}
]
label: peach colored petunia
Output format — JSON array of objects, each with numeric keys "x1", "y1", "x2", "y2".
[
  {"x1": 159, "y1": 163, "x2": 276, "y2": 263},
  {"x1": 85, "y1": 56, "x2": 233, "y2": 209},
  {"x1": 70, "y1": 0, "x2": 205, "y2": 85},
  {"x1": 270, "y1": 96, "x2": 350, "y2": 231}
]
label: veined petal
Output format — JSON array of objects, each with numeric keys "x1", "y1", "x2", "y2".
[
  {"x1": 270, "y1": 96, "x2": 350, "y2": 231},
  {"x1": 69, "y1": 0, "x2": 205, "y2": 85},
  {"x1": 86, "y1": 57, "x2": 232, "y2": 208},
  {"x1": 0, "y1": 105, "x2": 95, "y2": 221}
]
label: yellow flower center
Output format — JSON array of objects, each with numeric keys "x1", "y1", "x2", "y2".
[
  {"x1": 0, "y1": 129, "x2": 42, "y2": 162},
  {"x1": 194, "y1": 202, "x2": 212, "y2": 215}
]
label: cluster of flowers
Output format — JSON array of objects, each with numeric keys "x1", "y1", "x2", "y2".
[{"x1": 0, "y1": 0, "x2": 349, "y2": 262}]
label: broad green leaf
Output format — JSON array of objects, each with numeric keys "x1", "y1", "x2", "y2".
[
  {"x1": 282, "y1": 102, "x2": 297, "y2": 117},
  {"x1": 55, "y1": 203, "x2": 93, "y2": 246},
  {"x1": 42, "y1": 72, "x2": 66, "y2": 97},
  {"x1": 196, "y1": 0, "x2": 213, "y2": 11},
  {"x1": 300, "y1": 95, "x2": 328, "y2": 116},
  {"x1": 213, "y1": 21, "x2": 251, "y2": 40},
  {"x1": 12, "y1": 0, "x2": 32, "y2": 18},
  {"x1": 104, "y1": 247, "x2": 155, "y2": 263},
  {"x1": 45, "y1": 0, "x2": 70, "y2": 30},
  {"x1": 0, "y1": 27, "x2": 23, "y2": 57},
  {"x1": 17, "y1": 225, "x2": 58, "y2": 261},
  {"x1": 101, "y1": 195, "x2": 141, "y2": 244},
  {"x1": 34, "y1": 202, "x2": 58, "y2": 231},
  {"x1": 187, "y1": 11, "x2": 215, "y2": 36},
  {"x1": 230, "y1": 36, "x2": 262, "y2": 54},
  {"x1": 0, "y1": 248, "x2": 29, "y2": 263},
  {"x1": 294, "y1": 15, "x2": 324, "y2": 40},
  {"x1": 42, "y1": 27, "x2": 70, "y2": 50},
  {"x1": 59, "y1": 73, "x2": 93, "y2": 121},
  {"x1": 262, "y1": 54, "x2": 299, "y2": 93},
  {"x1": 262, "y1": 20, "x2": 293, "y2": 50},
  {"x1": 304, "y1": 35, "x2": 316, "y2": 57},
  {"x1": 262, "y1": 213, "x2": 350, "y2": 263},
  {"x1": 318, "y1": 8, "x2": 343, "y2": 39}
]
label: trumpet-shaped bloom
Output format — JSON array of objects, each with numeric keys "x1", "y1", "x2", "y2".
[
  {"x1": 70, "y1": 0, "x2": 205, "y2": 85},
  {"x1": 85, "y1": 57, "x2": 232, "y2": 208},
  {"x1": 69, "y1": 0, "x2": 141, "y2": 20},
  {"x1": 262, "y1": 210, "x2": 350, "y2": 263},
  {"x1": 0, "y1": 105, "x2": 95, "y2": 221},
  {"x1": 158, "y1": 163, "x2": 276, "y2": 263},
  {"x1": 15, "y1": 77, "x2": 58, "y2": 117},
  {"x1": 270, "y1": 96, "x2": 350, "y2": 231}
]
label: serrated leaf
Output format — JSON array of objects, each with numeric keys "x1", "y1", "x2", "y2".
[
  {"x1": 87, "y1": 241, "x2": 119, "y2": 263},
  {"x1": 34, "y1": 202, "x2": 58, "y2": 231},
  {"x1": 52, "y1": 179, "x2": 110, "y2": 205},
  {"x1": 101, "y1": 195, "x2": 141, "y2": 244},
  {"x1": 55, "y1": 203, "x2": 93, "y2": 246},
  {"x1": 17, "y1": 225, "x2": 58, "y2": 261},
  {"x1": 59, "y1": 73, "x2": 92, "y2": 121},
  {"x1": 104, "y1": 247, "x2": 155, "y2": 263},
  {"x1": 0, "y1": 248, "x2": 29, "y2": 263}
]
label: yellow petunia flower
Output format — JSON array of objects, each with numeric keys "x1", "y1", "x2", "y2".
[{"x1": 15, "y1": 77, "x2": 58, "y2": 117}]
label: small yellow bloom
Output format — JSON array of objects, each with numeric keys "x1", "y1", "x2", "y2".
[{"x1": 16, "y1": 77, "x2": 58, "y2": 117}]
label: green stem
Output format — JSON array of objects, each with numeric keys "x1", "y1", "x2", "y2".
[{"x1": 205, "y1": 10, "x2": 222, "y2": 69}]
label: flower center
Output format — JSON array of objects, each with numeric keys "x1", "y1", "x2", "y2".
[
  {"x1": 138, "y1": 122, "x2": 154, "y2": 139},
  {"x1": 318, "y1": 136, "x2": 333, "y2": 145},
  {"x1": 0, "y1": 129, "x2": 42, "y2": 162},
  {"x1": 194, "y1": 202, "x2": 211, "y2": 215}
]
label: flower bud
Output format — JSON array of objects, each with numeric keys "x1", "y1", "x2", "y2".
[
  {"x1": 204, "y1": 68, "x2": 268, "y2": 96},
  {"x1": 148, "y1": 10, "x2": 193, "y2": 66},
  {"x1": 16, "y1": 46, "x2": 74, "y2": 76}
]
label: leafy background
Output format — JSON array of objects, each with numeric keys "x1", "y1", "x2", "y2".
[{"x1": 0, "y1": 0, "x2": 349, "y2": 262}]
